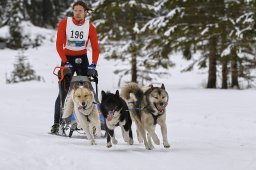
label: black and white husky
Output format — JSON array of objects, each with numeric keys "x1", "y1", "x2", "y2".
[
  {"x1": 100, "y1": 90, "x2": 133, "y2": 148},
  {"x1": 121, "y1": 82, "x2": 170, "y2": 150}
]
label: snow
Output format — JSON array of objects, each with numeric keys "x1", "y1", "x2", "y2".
[
  {"x1": 164, "y1": 26, "x2": 177, "y2": 36},
  {"x1": 20, "y1": 21, "x2": 55, "y2": 42},
  {"x1": 201, "y1": 27, "x2": 209, "y2": 36},
  {"x1": 133, "y1": 23, "x2": 139, "y2": 33},
  {"x1": 221, "y1": 44, "x2": 232, "y2": 57},
  {"x1": 0, "y1": 25, "x2": 10, "y2": 39},
  {"x1": 141, "y1": 16, "x2": 166, "y2": 31},
  {"x1": 1, "y1": 27, "x2": 256, "y2": 170}
]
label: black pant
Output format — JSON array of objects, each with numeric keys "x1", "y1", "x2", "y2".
[{"x1": 54, "y1": 54, "x2": 89, "y2": 124}]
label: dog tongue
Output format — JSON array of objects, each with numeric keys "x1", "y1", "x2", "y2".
[
  {"x1": 157, "y1": 105, "x2": 165, "y2": 113},
  {"x1": 107, "y1": 112, "x2": 114, "y2": 121}
]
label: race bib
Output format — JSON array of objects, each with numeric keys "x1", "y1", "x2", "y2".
[{"x1": 66, "y1": 17, "x2": 89, "y2": 51}]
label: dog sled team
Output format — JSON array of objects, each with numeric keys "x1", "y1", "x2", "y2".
[
  {"x1": 51, "y1": 1, "x2": 170, "y2": 150},
  {"x1": 61, "y1": 81, "x2": 170, "y2": 150}
]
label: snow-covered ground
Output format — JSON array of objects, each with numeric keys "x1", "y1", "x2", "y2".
[{"x1": 0, "y1": 32, "x2": 256, "y2": 170}]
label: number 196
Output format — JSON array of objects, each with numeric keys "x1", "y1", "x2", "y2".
[{"x1": 71, "y1": 31, "x2": 84, "y2": 39}]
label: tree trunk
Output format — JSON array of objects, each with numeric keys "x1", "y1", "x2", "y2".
[
  {"x1": 231, "y1": 48, "x2": 240, "y2": 88},
  {"x1": 221, "y1": 34, "x2": 228, "y2": 89},
  {"x1": 220, "y1": 2, "x2": 228, "y2": 89},
  {"x1": 207, "y1": 36, "x2": 217, "y2": 88},
  {"x1": 131, "y1": 32, "x2": 137, "y2": 83},
  {"x1": 221, "y1": 56, "x2": 228, "y2": 89},
  {"x1": 131, "y1": 53, "x2": 137, "y2": 83}
]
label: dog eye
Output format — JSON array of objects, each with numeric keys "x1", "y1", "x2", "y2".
[
  {"x1": 78, "y1": 95, "x2": 81, "y2": 98},
  {"x1": 162, "y1": 96, "x2": 165, "y2": 99},
  {"x1": 84, "y1": 95, "x2": 87, "y2": 97},
  {"x1": 154, "y1": 96, "x2": 158, "y2": 99}
]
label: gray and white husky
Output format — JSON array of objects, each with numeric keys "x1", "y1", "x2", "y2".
[
  {"x1": 62, "y1": 83, "x2": 101, "y2": 145},
  {"x1": 121, "y1": 82, "x2": 170, "y2": 150}
]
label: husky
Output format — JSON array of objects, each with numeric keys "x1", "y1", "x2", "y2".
[
  {"x1": 62, "y1": 82, "x2": 101, "y2": 145},
  {"x1": 100, "y1": 90, "x2": 133, "y2": 148},
  {"x1": 121, "y1": 82, "x2": 170, "y2": 150}
]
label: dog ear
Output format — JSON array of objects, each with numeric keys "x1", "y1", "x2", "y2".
[
  {"x1": 101, "y1": 91, "x2": 106, "y2": 99},
  {"x1": 83, "y1": 82, "x2": 89, "y2": 89},
  {"x1": 115, "y1": 90, "x2": 119, "y2": 96},
  {"x1": 161, "y1": 83, "x2": 165, "y2": 89},
  {"x1": 149, "y1": 84, "x2": 154, "y2": 89},
  {"x1": 73, "y1": 83, "x2": 79, "y2": 90}
]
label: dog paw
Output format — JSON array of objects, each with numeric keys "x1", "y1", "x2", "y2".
[
  {"x1": 90, "y1": 139, "x2": 96, "y2": 145},
  {"x1": 112, "y1": 138, "x2": 118, "y2": 145},
  {"x1": 145, "y1": 143, "x2": 151, "y2": 150},
  {"x1": 107, "y1": 142, "x2": 112, "y2": 148},
  {"x1": 164, "y1": 145, "x2": 170, "y2": 148},
  {"x1": 163, "y1": 140, "x2": 170, "y2": 148},
  {"x1": 163, "y1": 143, "x2": 170, "y2": 148},
  {"x1": 149, "y1": 144, "x2": 154, "y2": 150},
  {"x1": 145, "y1": 146, "x2": 153, "y2": 150},
  {"x1": 128, "y1": 139, "x2": 134, "y2": 145}
]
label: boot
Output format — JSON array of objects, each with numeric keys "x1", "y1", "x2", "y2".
[{"x1": 50, "y1": 123, "x2": 59, "y2": 134}]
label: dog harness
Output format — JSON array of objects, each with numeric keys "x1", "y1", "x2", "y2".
[
  {"x1": 152, "y1": 113, "x2": 163, "y2": 125},
  {"x1": 78, "y1": 103, "x2": 94, "y2": 122}
]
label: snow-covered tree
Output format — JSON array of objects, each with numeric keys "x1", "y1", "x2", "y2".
[
  {"x1": 6, "y1": 51, "x2": 41, "y2": 83},
  {"x1": 24, "y1": 0, "x2": 70, "y2": 28},
  {"x1": 0, "y1": 0, "x2": 8, "y2": 26},
  {"x1": 92, "y1": 0, "x2": 171, "y2": 85},
  {"x1": 6, "y1": 0, "x2": 24, "y2": 49},
  {"x1": 142, "y1": 0, "x2": 256, "y2": 89},
  {"x1": 221, "y1": 0, "x2": 256, "y2": 88}
]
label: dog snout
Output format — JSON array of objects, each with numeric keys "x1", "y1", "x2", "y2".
[
  {"x1": 82, "y1": 102, "x2": 85, "y2": 106},
  {"x1": 159, "y1": 102, "x2": 164, "y2": 106}
]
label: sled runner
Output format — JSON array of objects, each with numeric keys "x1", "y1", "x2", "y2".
[{"x1": 52, "y1": 66, "x2": 106, "y2": 138}]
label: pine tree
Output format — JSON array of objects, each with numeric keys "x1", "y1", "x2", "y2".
[
  {"x1": 6, "y1": 52, "x2": 40, "y2": 83},
  {"x1": 42, "y1": 0, "x2": 55, "y2": 28},
  {"x1": 52, "y1": 0, "x2": 72, "y2": 25},
  {"x1": 25, "y1": 0, "x2": 70, "y2": 28},
  {"x1": 6, "y1": 0, "x2": 24, "y2": 49},
  {"x1": 0, "y1": 0, "x2": 8, "y2": 25},
  {"x1": 143, "y1": 0, "x2": 256, "y2": 89},
  {"x1": 220, "y1": 0, "x2": 255, "y2": 88},
  {"x1": 92, "y1": 0, "x2": 170, "y2": 84},
  {"x1": 24, "y1": 0, "x2": 40, "y2": 26}
]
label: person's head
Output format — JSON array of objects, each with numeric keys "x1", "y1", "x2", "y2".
[{"x1": 72, "y1": 1, "x2": 89, "y2": 21}]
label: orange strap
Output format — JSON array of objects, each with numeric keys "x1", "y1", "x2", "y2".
[{"x1": 53, "y1": 66, "x2": 69, "y2": 83}]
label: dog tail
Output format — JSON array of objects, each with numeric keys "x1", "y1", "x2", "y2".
[
  {"x1": 120, "y1": 82, "x2": 143, "y2": 101},
  {"x1": 120, "y1": 82, "x2": 143, "y2": 118}
]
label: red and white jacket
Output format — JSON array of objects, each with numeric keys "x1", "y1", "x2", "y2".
[{"x1": 56, "y1": 17, "x2": 100, "y2": 64}]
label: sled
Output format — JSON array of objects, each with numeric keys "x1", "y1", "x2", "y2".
[{"x1": 52, "y1": 66, "x2": 106, "y2": 138}]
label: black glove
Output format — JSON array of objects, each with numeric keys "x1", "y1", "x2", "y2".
[{"x1": 87, "y1": 64, "x2": 98, "y2": 77}]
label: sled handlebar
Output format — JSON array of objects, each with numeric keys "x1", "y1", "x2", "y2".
[
  {"x1": 53, "y1": 66, "x2": 98, "y2": 84},
  {"x1": 88, "y1": 75, "x2": 98, "y2": 84},
  {"x1": 53, "y1": 66, "x2": 70, "y2": 83}
]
